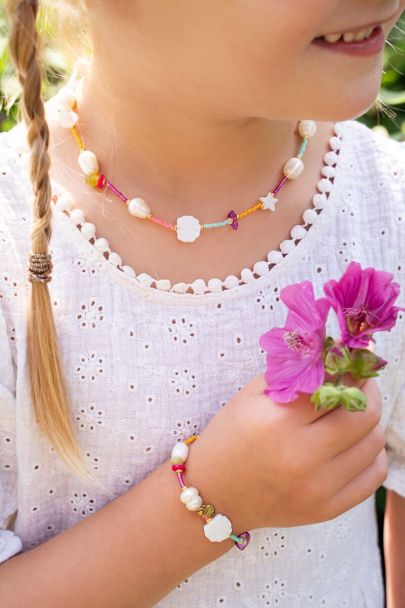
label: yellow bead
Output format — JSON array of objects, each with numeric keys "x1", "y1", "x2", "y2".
[{"x1": 85, "y1": 173, "x2": 100, "y2": 187}]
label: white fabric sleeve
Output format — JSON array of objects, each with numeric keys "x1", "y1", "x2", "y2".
[
  {"x1": 383, "y1": 333, "x2": 405, "y2": 499},
  {"x1": 0, "y1": 306, "x2": 22, "y2": 562}
]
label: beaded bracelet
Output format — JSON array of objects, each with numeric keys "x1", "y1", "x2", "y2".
[{"x1": 170, "y1": 435, "x2": 251, "y2": 551}]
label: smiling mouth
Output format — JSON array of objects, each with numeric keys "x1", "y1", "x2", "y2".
[{"x1": 314, "y1": 26, "x2": 377, "y2": 44}]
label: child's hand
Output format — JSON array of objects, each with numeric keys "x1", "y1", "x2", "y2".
[{"x1": 185, "y1": 373, "x2": 386, "y2": 532}]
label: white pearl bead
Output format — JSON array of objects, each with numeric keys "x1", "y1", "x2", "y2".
[
  {"x1": 298, "y1": 120, "x2": 317, "y2": 139},
  {"x1": 185, "y1": 495, "x2": 203, "y2": 511},
  {"x1": 280, "y1": 239, "x2": 296, "y2": 254},
  {"x1": 203, "y1": 514, "x2": 233, "y2": 542},
  {"x1": 56, "y1": 86, "x2": 77, "y2": 109},
  {"x1": 283, "y1": 157, "x2": 304, "y2": 180},
  {"x1": 121, "y1": 265, "x2": 136, "y2": 278},
  {"x1": 137, "y1": 273, "x2": 154, "y2": 288},
  {"x1": 172, "y1": 282, "x2": 189, "y2": 294},
  {"x1": 253, "y1": 261, "x2": 269, "y2": 276},
  {"x1": 290, "y1": 225, "x2": 307, "y2": 240},
  {"x1": 56, "y1": 107, "x2": 78, "y2": 129},
  {"x1": 108, "y1": 252, "x2": 122, "y2": 267},
  {"x1": 176, "y1": 215, "x2": 201, "y2": 243},
  {"x1": 180, "y1": 486, "x2": 199, "y2": 504},
  {"x1": 191, "y1": 278, "x2": 207, "y2": 295},
  {"x1": 80, "y1": 222, "x2": 96, "y2": 239},
  {"x1": 267, "y1": 250, "x2": 283, "y2": 264},
  {"x1": 78, "y1": 150, "x2": 99, "y2": 176},
  {"x1": 170, "y1": 441, "x2": 189, "y2": 464},
  {"x1": 69, "y1": 208, "x2": 85, "y2": 225},
  {"x1": 207, "y1": 278, "x2": 223, "y2": 293},
  {"x1": 313, "y1": 194, "x2": 327, "y2": 209},
  {"x1": 127, "y1": 198, "x2": 150, "y2": 219},
  {"x1": 241, "y1": 268, "x2": 255, "y2": 283},
  {"x1": 324, "y1": 151, "x2": 338, "y2": 166},
  {"x1": 94, "y1": 237, "x2": 110, "y2": 253},
  {"x1": 55, "y1": 196, "x2": 73, "y2": 212},
  {"x1": 303, "y1": 208, "x2": 319, "y2": 225},
  {"x1": 223, "y1": 275, "x2": 239, "y2": 289},
  {"x1": 156, "y1": 279, "x2": 171, "y2": 291}
]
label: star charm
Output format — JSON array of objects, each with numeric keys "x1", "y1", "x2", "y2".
[{"x1": 259, "y1": 192, "x2": 279, "y2": 212}]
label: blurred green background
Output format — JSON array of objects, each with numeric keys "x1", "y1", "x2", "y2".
[{"x1": 1, "y1": 3, "x2": 404, "y2": 593}]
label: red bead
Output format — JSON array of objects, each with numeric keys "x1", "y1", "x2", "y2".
[
  {"x1": 97, "y1": 174, "x2": 106, "y2": 189},
  {"x1": 171, "y1": 464, "x2": 186, "y2": 472}
]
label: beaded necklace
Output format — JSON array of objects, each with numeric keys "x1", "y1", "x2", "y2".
[{"x1": 53, "y1": 59, "x2": 318, "y2": 245}]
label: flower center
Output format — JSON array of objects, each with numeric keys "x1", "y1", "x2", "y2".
[
  {"x1": 344, "y1": 306, "x2": 375, "y2": 335},
  {"x1": 283, "y1": 329, "x2": 313, "y2": 355}
]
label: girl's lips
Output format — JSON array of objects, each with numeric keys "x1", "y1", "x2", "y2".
[{"x1": 311, "y1": 25, "x2": 385, "y2": 57}]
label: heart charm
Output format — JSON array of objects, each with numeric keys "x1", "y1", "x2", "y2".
[{"x1": 234, "y1": 531, "x2": 251, "y2": 551}]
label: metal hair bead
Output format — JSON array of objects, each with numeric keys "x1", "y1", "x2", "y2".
[{"x1": 28, "y1": 252, "x2": 53, "y2": 284}]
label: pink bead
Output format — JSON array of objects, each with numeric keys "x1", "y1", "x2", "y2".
[{"x1": 172, "y1": 464, "x2": 186, "y2": 472}]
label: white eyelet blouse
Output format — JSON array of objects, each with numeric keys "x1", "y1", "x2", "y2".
[{"x1": 0, "y1": 115, "x2": 404, "y2": 607}]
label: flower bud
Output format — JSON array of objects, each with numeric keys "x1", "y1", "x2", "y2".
[
  {"x1": 310, "y1": 383, "x2": 343, "y2": 411},
  {"x1": 341, "y1": 387, "x2": 367, "y2": 412},
  {"x1": 349, "y1": 348, "x2": 387, "y2": 379},
  {"x1": 323, "y1": 341, "x2": 352, "y2": 376}
]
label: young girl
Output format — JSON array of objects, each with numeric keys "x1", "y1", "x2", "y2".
[{"x1": 1, "y1": 0, "x2": 405, "y2": 606}]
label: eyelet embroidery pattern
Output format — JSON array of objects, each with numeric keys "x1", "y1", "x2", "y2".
[{"x1": 45, "y1": 124, "x2": 343, "y2": 297}]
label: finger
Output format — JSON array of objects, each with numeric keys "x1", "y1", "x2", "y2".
[
  {"x1": 321, "y1": 424, "x2": 386, "y2": 494},
  {"x1": 328, "y1": 449, "x2": 388, "y2": 518}
]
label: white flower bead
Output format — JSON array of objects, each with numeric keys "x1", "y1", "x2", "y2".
[
  {"x1": 69, "y1": 208, "x2": 85, "y2": 225},
  {"x1": 223, "y1": 275, "x2": 239, "y2": 289},
  {"x1": 176, "y1": 215, "x2": 201, "y2": 243},
  {"x1": 127, "y1": 198, "x2": 150, "y2": 219},
  {"x1": 207, "y1": 278, "x2": 223, "y2": 293},
  {"x1": 191, "y1": 278, "x2": 207, "y2": 295},
  {"x1": 172, "y1": 282, "x2": 189, "y2": 294},
  {"x1": 94, "y1": 237, "x2": 110, "y2": 253},
  {"x1": 303, "y1": 208, "x2": 319, "y2": 225},
  {"x1": 156, "y1": 279, "x2": 172, "y2": 291},
  {"x1": 137, "y1": 273, "x2": 154, "y2": 288},
  {"x1": 317, "y1": 178, "x2": 333, "y2": 194},
  {"x1": 290, "y1": 224, "x2": 307, "y2": 240},
  {"x1": 170, "y1": 441, "x2": 189, "y2": 464},
  {"x1": 283, "y1": 157, "x2": 304, "y2": 179},
  {"x1": 321, "y1": 165, "x2": 336, "y2": 179},
  {"x1": 121, "y1": 265, "x2": 136, "y2": 278},
  {"x1": 108, "y1": 252, "x2": 122, "y2": 267},
  {"x1": 267, "y1": 250, "x2": 284, "y2": 264},
  {"x1": 185, "y1": 495, "x2": 203, "y2": 511},
  {"x1": 55, "y1": 86, "x2": 77, "y2": 109},
  {"x1": 80, "y1": 222, "x2": 96, "y2": 240},
  {"x1": 329, "y1": 136, "x2": 342, "y2": 151},
  {"x1": 56, "y1": 107, "x2": 78, "y2": 129},
  {"x1": 298, "y1": 120, "x2": 317, "y2": 139},
  {"x1": 203, "y1": 514, "x2": 232, "y2": 542},
  {"x1": 180, "y1": 486, "x2": 199, "y2": 504},
  {"x1": 280, "y1": 239, "x2": 296, "y2": 254},
  {"x1": 241, "y1": 268, "x2": 255, "y2": 283},
  {"x1": 253, "y1": 261, "x2": 270, "y2": 276},
  {"x1": 313, "y1": 194, "x2": 327, "y2": 209},
  {"x1": 55, "y1": 196, "x2": 73, "y2": 212},
  {"x1": 78, "y1": 150, "x2": 99, "y2": 176},
  {"x1": 324, "y1": 151, "x2": 338, "y2": 166}
]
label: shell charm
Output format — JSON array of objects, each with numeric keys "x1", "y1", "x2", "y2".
[
  {"x1": 203, "y1": 513, "x2": 232, "y2": 542},
  {"x1": 176, "y1": 215, "x2": 201, "y2": 243},
  {"x1": 260, "y1": 192, "x2": 279, "y2": 211}
]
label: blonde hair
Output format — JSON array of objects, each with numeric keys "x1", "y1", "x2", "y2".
[{"x1": 5, "y1": 0, "x2": 114, "y2": 498}]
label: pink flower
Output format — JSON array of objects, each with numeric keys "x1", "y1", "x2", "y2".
[
  {"x1": 323, "y1": 261, "x2": 405, "y2": 349},
  {"x1": 259, "y1": 281, "x2": 331, "y2": 403}
]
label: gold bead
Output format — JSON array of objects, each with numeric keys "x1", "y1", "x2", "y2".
[{"x1": 85, "y1": 173, "x2": 100, "y2": 187}]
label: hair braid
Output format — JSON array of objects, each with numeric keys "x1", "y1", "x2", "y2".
[{"x1": 5, "y1": 0, "x2": 113, "y2": 497}]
